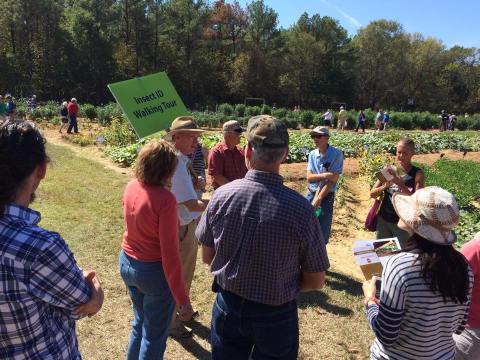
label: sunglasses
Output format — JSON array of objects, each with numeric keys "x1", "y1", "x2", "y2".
[{"x1": 311, "y1": 134, "x2": 326, "y2": 139}]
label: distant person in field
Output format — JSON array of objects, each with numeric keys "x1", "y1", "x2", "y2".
[
  {"x1": 322, "y1": 109, "x2": 333, "y2": 127},
  {"x1": 5, "y1": 94, "x2": 16, "y2": 120},
  {"x1": 362, "y1": 186, "x2": 473, "y2": 360},
  {"x1": 119, "y1": 140, "x2": 194, "y2": 358},
  {"x1": 27, "y1": 94, "x2": 37, "y2": 115},
  {"x1": 67, "y1": 98, "x2": 79, "y2": 134},
  {"x1": 355, "y1": 110, "x2": 366, "y2": 133},
  {"x1": 439, "y1": 110, "x2": 449, "y2": 132},
  {"x1": 337, "y1": 106, "x2": 347, "y2": 130},
  {"x1": 370, "y1": 138, "x2": 424, "y2": 249},
  {"x1": 0, "y1": 120, "x2": 104, "y2": 359},
  {"x1": 449, "y1": 113, "x2": 457, "y2": 131},
  {"x1": 166, "y1": 116, "x2": 208, "y2": 338},
  {"x1": 0, "y1": 95, "x2": 6, "y2": 120},
  {"x1": 208, "y1": 120, "x2": 247, "y2": 190},
  {"x1": 59, "y1": 101, "x2": 69, "y2": 133},
  {"x1": 454, "y1": 231, "x2": 480, "y2": 360},
  {"x1": 306, "y1": 126, "x2": 344, "y2": 244},
  {"x1": 383, "y1": 111, "x2": 390, "y2": 130},
  {"x1": 196, "y1": 115, "x2": 330, "y2": 360},
  {"x1": 375, "y1": 109, "x2": 384, "y2": 131}
]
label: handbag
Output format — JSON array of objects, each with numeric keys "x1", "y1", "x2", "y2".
[{"x1": 364, "y1": 193, "x2": 384, "y2": 232}]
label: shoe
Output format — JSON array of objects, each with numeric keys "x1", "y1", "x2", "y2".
[{"x1": 170, "y1": 326, "x2": 193, "y2": 339}]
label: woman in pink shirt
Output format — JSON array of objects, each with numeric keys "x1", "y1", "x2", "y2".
[
  {"x1": 119, "y1": 140, "x2": 193, "y2": 359},
  {"x1": 455, "y1": 232, "x2": 480, "y2": 359}
]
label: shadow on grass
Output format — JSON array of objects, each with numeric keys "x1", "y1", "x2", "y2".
[
  {"x1": 327, "y1": 270, "x2": 363, "y2": 297},
  {"x1": 298, "y1": 270, "x2": 362, "y2": 316},
  {"x1": 298, "y1": 291, "x2": 353, "y2": 316},
  {"x1": 171, "y1": 319, "x2": 211, "y2": 360}
]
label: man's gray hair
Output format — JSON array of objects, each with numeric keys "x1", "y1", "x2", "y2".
[{"x1": 250, "y1": 142, "x2": 287, "y2": 164}]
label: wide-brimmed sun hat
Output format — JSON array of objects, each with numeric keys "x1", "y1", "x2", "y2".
[
  {"x1": 164, "y1": 116, "x2": 204, "y2": 141},
  {"x1": 392, "y1": 186, "x2": 459, "y2": 245}
]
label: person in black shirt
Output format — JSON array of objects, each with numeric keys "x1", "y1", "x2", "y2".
[
  {"x1": 440, "y1": 110, "x2": 449, "y2": 131},
  {"x1": 369, "y1": 138, "x2": 424, "y2": 248}
]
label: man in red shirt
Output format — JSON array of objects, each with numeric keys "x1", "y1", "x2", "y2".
[
  {"x1": 208, "y1": 120, "x2": 248, "y2": 189},
  {"x1": 67, "y1": 98, "x2": 79, "y2": 134}
]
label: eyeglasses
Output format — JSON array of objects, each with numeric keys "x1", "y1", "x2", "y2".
[{"x1": 310, "y1": 134, "x2": 326, "y2": 139}]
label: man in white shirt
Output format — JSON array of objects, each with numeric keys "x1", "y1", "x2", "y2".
[
  {"x1": 322, "y1": 110, "x2": 333, "y2": 127},
  {"x1": 167, "y1": 116, "x2": 208, "y2": 337}
]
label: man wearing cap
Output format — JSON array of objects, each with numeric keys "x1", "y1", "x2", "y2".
[
  {"x1": 207, "y1": 120, "x2": 248, "y2": 190},
  {"x1": 67, "y1": 98, "x2": 79, "y2": 134},
  {"x1": 196, "y1": 115, "x2": 330, "y2": 359},
  {"x1": 306, "y1": 126, "x2": 344, "y2": 244},
  {"x1": 337, "y1": 106, "x2": 347, "y2": 130},
  {"x1": 167, "y1": 116, "x2": 208, "y2": 337}
]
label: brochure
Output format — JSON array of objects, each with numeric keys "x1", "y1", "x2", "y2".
[{"x1": 353, "y1": 237, "x2": 401, "y2": 280}]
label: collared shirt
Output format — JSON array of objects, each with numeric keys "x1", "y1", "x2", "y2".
[
  {"x1": 67, "y1": 102, "x2": 78, "y2": 115},
  {"x1": 208, "y1": 141, "x2": 247, "y2": 189},
  {"x1": 196, "y1": 170, "x2": 330, "y2": 306},
  {"x1": 171, "y1": 153, "x2": 201, "y2": 225},
  {"x1": 307, "y1": 145, "x2": 344, "y2": 193},
  {"x1": 0, "y1": 203, "x2": 91, "y2": 360}
]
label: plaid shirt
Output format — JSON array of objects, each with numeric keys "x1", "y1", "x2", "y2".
[
  {"x1": 0, "y1": 203, "x2": 91, "y2": 359},
  {"x1": 196, "y1": 170, "x2": 330, "y2": 305}
]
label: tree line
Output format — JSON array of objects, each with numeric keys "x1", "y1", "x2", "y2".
[{"x1": 0, "y1": 0, "x2": 478, "y2": 113}]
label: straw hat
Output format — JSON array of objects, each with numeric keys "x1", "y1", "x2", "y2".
[
  {"x1": 164, "y1": 116, "x2": 204, "y2": 141},
  {"x1": 392, "y1": 186, "x2": 459, "y2": 245}
]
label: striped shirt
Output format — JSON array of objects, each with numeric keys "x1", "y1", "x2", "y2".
[
  {"x1": 196, "y1": 170, "x2": 330, "y2": 306},
  {"x1": 189, "y1": 143, "x2": 206, "y2": 178},
  {"x1": 367, "y1": 251, "x2": 473, "y2": 360},
  {"x1": 0, "y1": 203, "x2": 91, "y2": 359}
]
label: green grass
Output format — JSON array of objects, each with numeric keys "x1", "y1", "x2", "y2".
[
  {"x1": 34, "y1": 142, "x2": 373, "y2": 359},
  {"x1": 419, "y1": 158, "x2": 480, "y2": 246}
]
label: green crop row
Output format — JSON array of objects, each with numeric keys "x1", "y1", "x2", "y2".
[
  {"x1": 104, "y1": 129, "x2": 480, "y2": 168},
  {"x1": 18, "y1": 99, "x2": 480, "y2": 131}
]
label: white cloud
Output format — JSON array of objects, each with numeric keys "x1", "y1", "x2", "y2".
[{"x1": 319, "y1": 0, "x2": 362, "y2": 29}]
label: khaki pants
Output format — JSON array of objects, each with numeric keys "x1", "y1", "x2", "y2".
[
  {"x1": 178, "y1": 218, "x2": 199, "y2": 293},
  {"x1": 171, "y1": 218, "x2": 199, "y2": 330}
]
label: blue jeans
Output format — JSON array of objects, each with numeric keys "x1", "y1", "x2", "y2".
[
  {"x1": 305, "y1": 191, "x2": 335, "y2": 244},
  {"x1": 119, "y1": 250, "x2": 176, "y2": 360},
  {"x1": 67, "y1": 114, "x2": 78, "y2": 133},
  {"x1": 211, "y1": 289, "x2": 299, "y2": 360}
]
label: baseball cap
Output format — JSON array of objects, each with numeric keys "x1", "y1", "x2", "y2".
[
  {"x1": 310, "y1": 126, "x2": 330, "y2": 137},
  {"x1": 222, "y1": 120, "x2": 243, "y2": 132},
  {"x1": 245, "y1": 115, "x2": 288, "y2": 147}
]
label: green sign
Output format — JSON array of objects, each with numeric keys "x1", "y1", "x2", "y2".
[{"x1": 108, "y1": 72, "x2": 188, "y2": 138}]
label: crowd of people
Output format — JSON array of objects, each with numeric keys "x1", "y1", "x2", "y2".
[{"x1": 0, "y1": 114, "x2": 478, "y2": 360}]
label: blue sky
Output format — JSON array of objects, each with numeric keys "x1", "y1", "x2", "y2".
[{"x1": 235, "y1": 0, "x2": 479, "y2": 48}]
